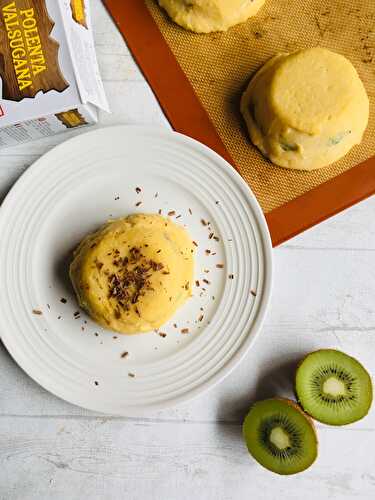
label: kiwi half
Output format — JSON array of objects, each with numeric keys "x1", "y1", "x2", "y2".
[
  {"x1": 243, "y1": 398, "x2": 318, "y2": 475},
  {"x1": 296, "y1": 349, "x2": 373, "y2": 426}
]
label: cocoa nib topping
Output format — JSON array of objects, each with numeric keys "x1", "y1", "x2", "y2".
[
  {"x1": 95, "y1": 260, "x2": 103, "y2": 270},
  {"x1": 107, "y1": 246, "x2": 165, "y2": 318}
]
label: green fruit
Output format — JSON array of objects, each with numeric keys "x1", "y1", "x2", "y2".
[
  {"x1": 296, "y1": 349, "x2": 373, "y2": 426},
  {"x1": 243, "y1": 398, "x2": 318, "y2": 475}
]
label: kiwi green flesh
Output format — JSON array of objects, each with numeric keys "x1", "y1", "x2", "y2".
[
  {"x1": 243, "y1": 399, "x2": 317, "y2": 475},
  {"x1": 296, "y1": 350, "x2": 373, "y2": 426}
]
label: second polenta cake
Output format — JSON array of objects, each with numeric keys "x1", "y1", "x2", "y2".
[{"x1": 241, "y1": 48, "x2": 369, "y2": 171}]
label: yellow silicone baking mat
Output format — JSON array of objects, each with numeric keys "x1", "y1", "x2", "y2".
[{"x1": 146, "y1": 0, "x2": 375, "y2": 213}]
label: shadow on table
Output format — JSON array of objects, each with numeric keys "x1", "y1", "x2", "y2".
[{"x1": 215, "y1": 353, "x2": 306, "y2": 446}]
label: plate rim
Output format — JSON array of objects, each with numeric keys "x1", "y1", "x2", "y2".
[{"x1": 0, "y1": 125, "x2": 273, "y2": 415}]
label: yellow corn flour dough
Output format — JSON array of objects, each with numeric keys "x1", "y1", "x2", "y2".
[
  {"x1": 241, "y1": 47, "x2": 369, "y2": 171},
  {"x1": 157, "y1": 0, "x2": 266, "y2": 33},
  {"x1": 70, "y1": 214, "x2": 195, "y2": 334}
]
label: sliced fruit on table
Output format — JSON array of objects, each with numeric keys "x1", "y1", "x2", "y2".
[
  {"x1": 295, "y1": 349, "x2": 373, "y2": 426},
  {"x1": 243, "y1": 398, "x2": 318, "y2": 475}
]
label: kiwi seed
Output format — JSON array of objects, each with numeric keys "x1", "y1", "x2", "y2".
[
  {"x1": 243, "y1": 398, "x2": 318, "y2": 475},
  {"x1": 295, "y1": 349, "x2": 373, "y2": 426}
]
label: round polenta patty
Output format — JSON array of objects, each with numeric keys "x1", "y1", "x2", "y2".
[
  {"x1": 70, "y1": 214, "x2": 195, "y2": 334},
  {"x1": 241, "y1": 47, "x2": 369, "y2": 171},
  {"x1": 158, "y1": 0, "x2": 265, "y2": 33}
]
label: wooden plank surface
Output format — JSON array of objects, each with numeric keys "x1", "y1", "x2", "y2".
[{"x1": 0, "y1": 1, "x2": 374, "y2": 498}]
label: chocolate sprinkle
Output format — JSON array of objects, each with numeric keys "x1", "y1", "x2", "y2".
[
  {"x1": 136, "y1": 187, "x2": 142, "y2": 194},
  {"x1": 60, "y1": 298, "x2": 67, "y2": 304},
  {"x1": 32, "y1": 309, "x2": 42, "y2": 315},
  {"x1": 168, "y1": 210, "x2": 176, "y2": 216},
  {"x1": 251, "y1": 290, "x2": 257, "y2": 297},
  {"x1": 121, "y1": 351, "x2": 129, "y2": 358},
  {"x1": 107, "y1": 246, "x2": 165, "y2": 318},
  {"x1": 159, "y1": 332, "x2": 167, "y2": 338},
  {"x1": 216, "y1": 264, "x2": 224, "y2": 269},
  {"x1": 229, "y1": 274, "x2": 234, "y2": 280},
  {"x1": 181, "y1": 328, "x2": 189, "y2": 334}
]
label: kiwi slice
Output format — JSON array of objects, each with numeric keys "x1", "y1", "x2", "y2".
[
  {"x1": 296, "y1": 349, "x2": 373, "y2": 425},
  {"x1": 243, "y1": 398, "x2": 318, "y2": 475}
]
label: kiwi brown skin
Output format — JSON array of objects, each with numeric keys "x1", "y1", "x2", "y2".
[{"x1": 294, "y1": 349, "x2": 373, "y2": 425}]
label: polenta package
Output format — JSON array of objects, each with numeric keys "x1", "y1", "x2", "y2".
[{"x1": 0, "y1": 0, "x2": 109, "y2": 149}]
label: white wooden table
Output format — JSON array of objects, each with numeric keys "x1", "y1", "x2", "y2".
[{"x1": 0, "y1": 2, "x2": 374, "y2": 499}]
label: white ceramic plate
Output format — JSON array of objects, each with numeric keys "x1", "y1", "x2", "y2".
[{"x1": 0, "y1": 126, "x2": 272, "y2": 415}]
